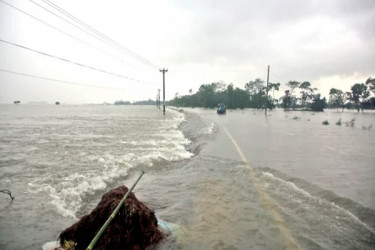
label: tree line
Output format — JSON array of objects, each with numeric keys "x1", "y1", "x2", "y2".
[
  {"x1": 328, "y1": 78, "x2": 375, "y2": 111},
  {"x1": 170, "y1": 77, "x2": 375, "y2": 112}
]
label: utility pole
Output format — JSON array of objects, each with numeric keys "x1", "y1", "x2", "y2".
[
  {"x1": 160, "y1": 68, "x2": 168, "y2": 115},
  {"x1": 157, "y1": 89, "x2": 160, "y2": 109},
  {"x1": 265, "y1": 65, "x2": 270, "y2": 116}
]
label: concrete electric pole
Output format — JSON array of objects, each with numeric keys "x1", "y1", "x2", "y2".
[
  {"x1": 265, "y1": 65, "x2": 270, "y2": 116},
  {"x1": 160, "y1": 68, "x2": 168, "y2": 115}
]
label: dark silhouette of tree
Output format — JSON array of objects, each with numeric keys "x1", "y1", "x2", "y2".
[
  {"x1": 329, "y1": 88, "x2": 344, "y2": 111},
  {"x1": 286, "y1": 81, "x2": 300, "y2": 109},
  {"x1": 299, "y1": 81, "x2": 315, "y2": 108},
  {"x1": 311, "y1": 94, "x2": 327, "y2": 111},
  {"x1": 281, "y1": 90, "x2": 292, "y2": 110},
  {"x1": 350, "y1": 83, "x2": 370, "y2": 112},
  {"x1": 366, "y1": 77, "x2": 375, "y2": 95}
]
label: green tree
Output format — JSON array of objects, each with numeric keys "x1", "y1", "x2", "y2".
[
  {"x1": 366, "y1": 77, "x2": 375, "y2": 95},
  {"x1": 267, "y1": 82, "x2": 281, "y2": 106},
  {"x1": 329, "y1": 88, "x2": 344, "y2": 111},
  {"x1": 311, "y1": 94, "x2": 327, "y2": 111},
  {"x1": 281, "y1": 90, "x2": 292, "y2": 110},
  {"x1": 299, "y1": 81, "x2": 315, "y2": 108},
  {"x1": 286, "y1": 81, "x2": 300, "y2": 109},
  {"x1": 245, "y1": 78, "x2": 266, "y2": 109},
  {"x1": 197, "y1": 83, "x2": 219, "y2": 108},
  {"x1": 245, "y1": 78, "x2": 265, "y2": 96},
  {"x1": 350, "y1": 83, "x2": 370, "y2": 112}
]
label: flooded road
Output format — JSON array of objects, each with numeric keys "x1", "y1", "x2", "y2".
[
  {"x1": 143, "y1": 108, "x2": 375, "y2": 249},
  {"x1": 0, "y1": 105, "x2": 374, "y2": 249},
  {"x1": 200, "y1": 109, "x2": 375, "y2": 210}
]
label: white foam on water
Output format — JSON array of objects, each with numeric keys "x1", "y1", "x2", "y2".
[
  {"x1": 24, "y1": 107, "x2": 194, "y2": 219},
  {"x1": 205, "y1": 122, "x2": 215, "y2": 135},
  {"x1": 261, "y1": 171, "x2": 375, "y2": 234}
]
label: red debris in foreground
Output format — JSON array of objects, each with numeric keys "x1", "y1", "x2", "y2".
[{"x1": 58, "y1": 185, "x2": 163, "y2": 250}]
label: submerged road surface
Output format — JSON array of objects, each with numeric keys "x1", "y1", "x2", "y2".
[{"x1": 154, "y1": 108, "x2": 375, "y2": 249}]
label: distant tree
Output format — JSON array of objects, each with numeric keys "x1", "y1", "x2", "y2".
[
  {"x1": 133, "y1": 99, "x2": 156, "y2": 105},
  {"x1": 232, "y1": 86, "x2": 249, "y2": 109},
  {"x1": 299, "y1": 81, "x2": 313, "y2": 108},
  {"x1": 215, "y1": 81, "x2": 227, "y2": 92},
  {"x1": 286, "y1": 81, "x2": 300, "y2": 109},
  {"x1": 245, "y1": 78, "x2": 265, "y2": 96},
  {"x1": 344, "y1": 91, "x2": 353, "y2": 110},
  {"x1": 311, "y1": 94, "x2": 327, "y2": 111},
  {"x1": 366, "y1": 77, "x2": 375, "y2": 95},
  {"x1": 226, "y1": 84, "x2": 235, "y2": 109},
  {"x1": 350, "y1": 83, "x2": 370, "y2": 112},
  {"x1": 329, "y1": 88, "x2": 344, "y2": 111},
  {"x1": 268, "y1": 82, "x2": 280, "y2": 93},
  {"x1": 114, "y1": 100, "x2": 131, "y2": 105},
  {"x1": 286, "y1": 81, "x2": 300, "y2": 95},
  {"x1": 245, "y1": 78, "x2": 266, "y2": 109},
  {"x1": 281, "y1": 90, "x2": 292, "y2": 110},
  {"x1": 189, "y1": 89, "x2": 193, "y2": 95},
  {"x1": 267, "y1": 82, "x2": 281, "y2": 105},
  {"x1": 197, "y1": 83, "x2": 218, "y2": 108}
]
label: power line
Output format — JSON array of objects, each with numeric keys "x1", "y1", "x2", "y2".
[
  {"x1": 0, "y1": 38, "x2": 157, "y2": 85},
  {"x1": 0, "y1": 68, "x2": 124, "y2": 89},
  {"x1": 40, "y1": 0, "x2": 161, "y2": 70},
  {"x1": 0, "y1": 0, "x2": 137, "y2": 69},
  {"x1": 27, "y1": 0, "x2": 137, "y2": 69},
  {"x1": 0, "y1": 0, "x2": 109, "y2": 58}
]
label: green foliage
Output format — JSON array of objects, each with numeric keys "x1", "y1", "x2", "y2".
[
  {"x1": 170, "y1": 76, "x2": 375, "y2": 112},
  {"x1": 244, "y1": 78, "x2": 264, "y2": 95},
  {"x1": 286, "y1": 81, "x2": 300, "y2": 95},
  {"x1": 133, "y1": 99, "x2": 156, "y2": 105},
  {"x1": 350, "y1": 83, "x2": 370, "y2": 111},
  {"x1": 322, "y1": 120, "x2": 329, "y2": 125},
  {"x1": 311, "y1": 94, "x2": 327, "y2": 111},
  {"x1": 170, "y1": 79, "x2": 279, "y2": 110},
  {"x1": 281, "y1": 90, "x2": 292, "y2": 109},
  {"x1": 329, "y1": 88, "x2": 344, "y2": 111},
  {"x1": 335, "y1": 119, "x2": 342, "y2": 126},
  {"x1": 366, "y1": 77, "x2": 375, "y2": 94}
]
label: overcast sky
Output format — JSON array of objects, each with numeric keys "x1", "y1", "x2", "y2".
[{"x1": 1, "y1": 0, "x2": 374, "y2": 104}]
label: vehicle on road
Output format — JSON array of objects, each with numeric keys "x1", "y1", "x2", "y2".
[{"x1": 217, "y1": 103, "x2": 226, "y2": 114}]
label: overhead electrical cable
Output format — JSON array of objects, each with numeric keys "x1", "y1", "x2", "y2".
[
  {"x1": 41, "y1": 0, "x2": 161, "y2": 70},
  {"x1": 0, "y1": 0, "x2": 136, "y2": 68},
  {"x1": 0, "y1": 39, "x2": 157, "y2": 85},
  {"x1": 0, "y1": 69, "x2": 125, "y2": 89}
]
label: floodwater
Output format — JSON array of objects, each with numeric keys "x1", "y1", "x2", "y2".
[{"x1": 0, "y1": 105, "x2": 374, "y2": 249}]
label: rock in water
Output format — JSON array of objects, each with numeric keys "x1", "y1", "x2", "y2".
[{"x1": 58, "y1": 185, "x2": 163, "y2": 250}]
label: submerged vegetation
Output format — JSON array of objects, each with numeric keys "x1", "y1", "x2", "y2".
[{"x1": 345, "y1": 118, "x2": 356, "y2": 127}]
